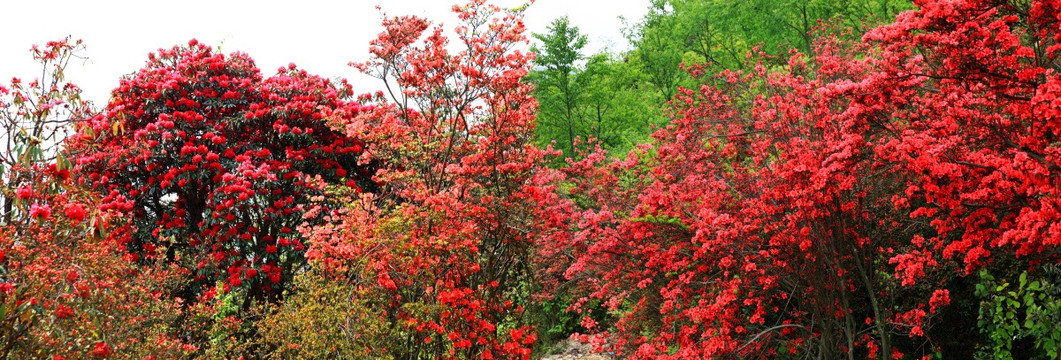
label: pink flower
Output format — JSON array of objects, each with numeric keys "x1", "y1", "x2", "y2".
[
  {"x1": 29, "y1": 203, "x2": 51, "y2": 220},
  {"x1": 15, "y1": 185, "x2": 33, "y2": 200}
]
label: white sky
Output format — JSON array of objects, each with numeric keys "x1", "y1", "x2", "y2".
[{"x1": 0, "y1": 0, "x2": 649, "y2": 106}]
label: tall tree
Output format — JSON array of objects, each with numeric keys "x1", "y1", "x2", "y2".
[
  {"x1": 529, "y1": 18, "x2": 661, "y2": 162},
  {"x1": 628, "y1": 0, "x2": 688, "y2": 100},
  {"x1": 529, "y1": 16, "x2": 588, "y2": 158},
  {"x1": 573, "y1": 53, "x2": 657, "y2": 151}
]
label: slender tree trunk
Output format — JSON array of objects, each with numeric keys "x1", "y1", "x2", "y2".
[{"x1": 2, "y1": 194, "x2": 11, "y2": 224}]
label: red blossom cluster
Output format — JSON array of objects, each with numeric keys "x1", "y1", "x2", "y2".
[{"x1": 0, "y1": 164, "x2": 191, "y2": 358}]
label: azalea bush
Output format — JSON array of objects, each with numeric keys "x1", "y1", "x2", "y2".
[
  {"x1": 298, "y1": 1, "x2": 563, "y2": 358},
  {"x1": 0, "y1": 161, "x2": 192, "y2": 359},
  {"x1": 542, "y1": 0, "x2": 1061, "y2": 358}
]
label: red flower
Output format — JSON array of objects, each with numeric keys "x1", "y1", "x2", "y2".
[
  {"x1": 55, "y1": 304, "x2": 75, "y2": 319},
  {"x1": 47, "y1": 163, "x2": 70, "y2": 181},
  {"x1": 92, "y1": 341, "x2": 111, "y2": 357},
  {"x1": 929, "y1": 289, "x2": 951, "y2": 313},
  {"x1": 29, "y1": 203, "x2": 51, "y2": 220},
  {"x1": 64, "y1": 203, "x2": 88, "y2": 223}
]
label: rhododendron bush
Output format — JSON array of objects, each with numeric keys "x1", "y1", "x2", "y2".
[
  {"x1": 542, "y1": 0, "x2": 1061, "y2": 358},
  {"x1": 71, "y1": 40, "x2": 374, "y2": 303}
]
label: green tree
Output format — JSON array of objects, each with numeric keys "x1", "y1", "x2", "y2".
[
  {"x1": 530, "y1": 18, "x2": 663, "y2": 162},
  {"x1": 629, "y1": 0, "x2": 915, "y2": 81},
  {"x1": 573, "y1": 52, "x2": 659, "y2": 153},
  {"x1": 626, "y1": 1, "x2": 688, "y2": 101},
  {"x1": 529, "y1": 16, "x2": 588, "y2": 158}
]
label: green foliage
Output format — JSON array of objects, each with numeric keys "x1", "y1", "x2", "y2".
[
  {"x1": 532, "y1": 16, "x2": 586, "y2": 85},
  {"x1": 256, "y1": 271, "x2": 393, "y2": 359},
  {"x1": 630, "y1": 0, "x2": 914, "y2": 71},
  {"x1": 975, "y1": 267, "x2": 1061, "y2": 360},
  {"x1": 181, "y1": 283, "x2": 259, "y2": 358},
  {"x1": 529, "y1": 0, "x2": 914, "y2": 166},
  {"x1": 529, "y1": 18, "x2": 661, "y2": 163},
  {"x1": 575, "y1": 53, "x2": 662, "y2": 152},
  {"x1": 528, "y1": 17, "x2": 587, "y2": 159}
]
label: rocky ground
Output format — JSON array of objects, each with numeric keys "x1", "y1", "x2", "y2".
[{"x1": 540, "y1": 338, "x2": 615, "y2": 360}]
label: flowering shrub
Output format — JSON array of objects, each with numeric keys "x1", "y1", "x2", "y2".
[
  {"x1": 72, "y1": 40, "x2": 374, "y2": 302},
  {"x1": 0, "y1": 37, "x2": 92, "y2": 221},
  {"x1": 301, "y1": 1, "x2": 563, "y2": 358},
  {"x1": 0, "y1": 38, "x2": 193, "y2": 359},
  {"x1": 0, "y1": 164, "x2": 191, "y2": 359},
  {"x1": 543, "y1": 0, "x2": 1061, "y2": 358}
]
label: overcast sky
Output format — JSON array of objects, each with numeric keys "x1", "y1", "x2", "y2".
[{"x1": 0, "y1": 0, "x2": 649, "y2": 105}]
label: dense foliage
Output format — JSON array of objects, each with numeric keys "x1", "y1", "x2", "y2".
[
  {"x1": 296, "y1": 2, "x2": 556, "y2": 358},
  {"x1": 72, "y1": 41, "x2": 374, "y2": 303},
  {"x1": 528, "y1": 0, "x2": 915, "y2": 160},
  {"x1": 2, "y1": 0, "x2": 1061, "y2": 359},
  {"x1": 539, "y1": 0, "x2": 1061, "y2": 358}
]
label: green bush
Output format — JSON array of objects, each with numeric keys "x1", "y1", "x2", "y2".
[{"x1": 975, "y1": 266, "x2": 1061, "y2": 360}]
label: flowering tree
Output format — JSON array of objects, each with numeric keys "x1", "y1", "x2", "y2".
[
  {"x1": 72, "y1": 40, "x2": 373, "y2": 303},
  {"x1": 0, "y1": 37, "x2": 92, "y2": 223},
  {"x1": 297, "y1": 1, "x2": 562, "y2": 358}
]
